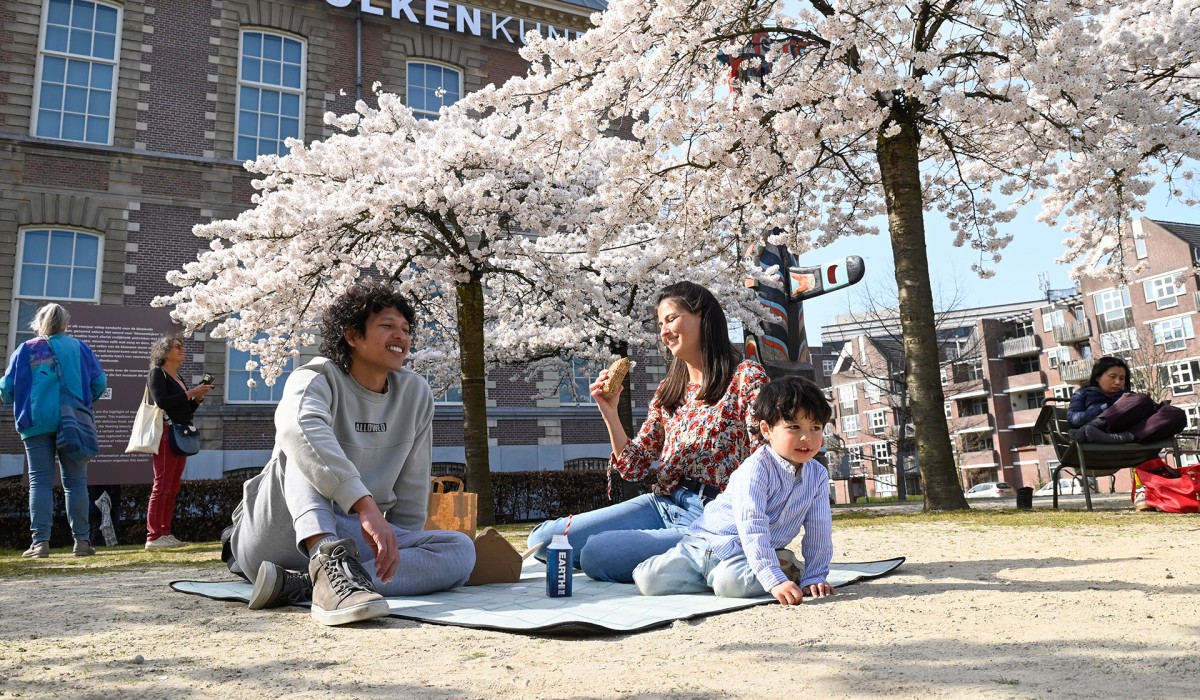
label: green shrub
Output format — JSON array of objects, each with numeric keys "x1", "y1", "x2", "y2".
[{"x1": 0, "y1": 471, "x2": 653, "y2": 548}]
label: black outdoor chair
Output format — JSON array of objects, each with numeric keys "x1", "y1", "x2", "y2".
[{"x1": 1034, "y1": 397, "x2": 1184, "y2": 511}]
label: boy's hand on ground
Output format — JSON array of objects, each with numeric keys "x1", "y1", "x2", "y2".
[
  {"x1": 802, "y1": 582, "x2": 835, "y2": 599},
  {"x1": 354, "y1": 496, "x2": 398, "y2": 583},
  {"x1": 770, "y1": 580, "x2": 805, "y2": 605}
]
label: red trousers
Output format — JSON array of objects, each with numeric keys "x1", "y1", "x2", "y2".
[{"x1": 147, "y1": 425, "x2": 186, "y2": 541}]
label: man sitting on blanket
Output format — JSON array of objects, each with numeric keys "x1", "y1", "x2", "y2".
[
  {"x1": 222, "y1": 283, "x2": 475, "y2": 626},
  {"x1": 633, "y1": 376, "x2": 836, "y2": 605}
]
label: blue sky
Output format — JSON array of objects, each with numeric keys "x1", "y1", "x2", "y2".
[{"x1": 801, "y1": 185, "x2": 1198, "y2": 345}]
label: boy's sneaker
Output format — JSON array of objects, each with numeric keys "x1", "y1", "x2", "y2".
[
  {"x1": 776, "y1": 549, "x2": 803, "y2": 583},
  {"x1": 308, "y1": 538, "x2": 390, "y2": 626},
  {"x1": 1133, "y1": 488, "x2": 1152, "y2": 511},
  {"x1": 22, "y1": 541, "x2": 49, "y2": 558},
  {"x1": 248, "y1": 561, "x2": 313, "y2": 610},
  {"x1": 145, "y1": 535, "x2": 187, "y2": 550},
  {"x1": 73, "y1": 539, "x2": 96, "y2": 557}
]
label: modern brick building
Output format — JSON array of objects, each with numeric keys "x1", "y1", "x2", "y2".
[
  {"x1": 1, "y1": 0, "x2": 637, "y2": 483},
  {"x1": 822, "y1": 217, "x2": 1200, "y2": 502}
]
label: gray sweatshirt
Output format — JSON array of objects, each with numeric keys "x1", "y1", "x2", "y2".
[{"x1": 237, "y1": 357, "x2": 434, "y2": 532}]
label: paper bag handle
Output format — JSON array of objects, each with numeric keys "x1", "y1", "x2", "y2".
[{"x1": 431, "y1": 475, "x2": 466, "y2": 493}]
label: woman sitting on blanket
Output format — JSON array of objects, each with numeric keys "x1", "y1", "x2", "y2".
[
  {"x1": 528, "y1": 281, "x2": 769, "y2": 583},
  {"x1": 1067, "y1": 355, "x2": 1185, "y2": 444}
]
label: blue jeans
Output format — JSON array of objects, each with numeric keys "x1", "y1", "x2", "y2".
[
  {"x1": 527, "y1": 489, "x2": 706, "y2": 583},
  {"x1": 24, "y1": 433, "x2": 91, "y2": 544},
  {"x1": 632, "y1": 535, "x2": 767, "y2": 598}
]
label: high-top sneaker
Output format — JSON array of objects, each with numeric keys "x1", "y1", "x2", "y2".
[
  {"x1": 248, "y1": 561, "x2": 313, "y2": 610},
  {"x1": 307, "y1": 539, "x2": 390, "y2": 626}
]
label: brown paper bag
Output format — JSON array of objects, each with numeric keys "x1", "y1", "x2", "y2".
[
  {"x1": 424, "y1": 476, "x2": 477, "y2": 537},
  {"x1": 465, "y1": 527, "x2": 524, "y2": 586}
]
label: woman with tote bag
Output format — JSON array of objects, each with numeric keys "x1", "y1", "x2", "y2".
[{"x1": 144, "y1": 334, "x2": 212, "y2": 550}]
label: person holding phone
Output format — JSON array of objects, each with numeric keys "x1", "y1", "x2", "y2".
[{"x1": 145, "y1": 334, "x2": 212, "y2": 549}]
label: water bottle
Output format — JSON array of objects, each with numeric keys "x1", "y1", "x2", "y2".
[{"x1": 546, "y1": 535, "x2": 573, "y2": 597}]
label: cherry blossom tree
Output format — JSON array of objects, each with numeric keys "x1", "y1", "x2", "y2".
[
  {"x1": 473, "y1": 0, "x2": 1199, "y2": 510},
  {"x1": 157, "y1": 80, "x2": 775, "y2": 524},
  {"x1": 158, "y1": 92, "x2": 649, "y2": 525}
]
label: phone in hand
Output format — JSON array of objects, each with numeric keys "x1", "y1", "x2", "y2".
[{"x1": 200, "y1": 373, "x2": 215, "y2": 386}]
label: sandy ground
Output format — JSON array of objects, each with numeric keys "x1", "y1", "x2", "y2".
[{"x1": 2, "y1": 513, "x2": 1198, "y2": 699}]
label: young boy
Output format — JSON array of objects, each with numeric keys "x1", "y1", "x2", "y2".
[{"x1": 633, "y1": 376, "x2": 835, "y2": 605}]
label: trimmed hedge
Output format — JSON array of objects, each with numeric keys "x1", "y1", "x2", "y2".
[{"x1": 0, "y1": 471, "x2": 654, "y2": 549}]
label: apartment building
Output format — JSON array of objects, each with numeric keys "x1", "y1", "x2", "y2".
[
  {"x1": 0, "y1": 0, "x2": 623, "y2": 483},
  {"x1": 823, "y1": 218, "x2": 1200, "y2": 501}
]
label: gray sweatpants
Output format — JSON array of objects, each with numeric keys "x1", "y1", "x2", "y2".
[{"x1": 230, "y1": 467, "x2": 475, "y2": 597}]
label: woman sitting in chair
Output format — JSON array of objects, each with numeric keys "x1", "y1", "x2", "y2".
[{"x1": 1068, "y1": 356, "x2": 1184, "y2": 444}]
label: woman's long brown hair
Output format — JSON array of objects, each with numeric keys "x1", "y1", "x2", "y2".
[{"x1": 655, "y1": 282, "x2": 742, "y2": 413}]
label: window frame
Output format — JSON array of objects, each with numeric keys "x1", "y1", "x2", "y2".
[
  {"x1": 559, "y1": 358, "x2": 599, "y2": 407},
  {"x1": 223, "y1": 335, "x2": 296, "y2": 405},
  {"x1": 1093, "y1": 287, "x2": 1132, "y2": 323},
  {"x1": 32, "y1": 0, "x2": 122, "y2": 145},
  {"x1": 11, "y1": 227, "x2": 103, "y2": 348},
  {"x1": 867, "y1": 409, "x2": 888, "y2": 434},
  {"x1": 235, "y1": 28, "x2": 306, "y2": 161},
  {"x1": 406, "y1": 60, "x2": 462, "y2": 120},
  {"x1": 1143, "y1": 273, "x2": 1184, "y2": 311},
  {"x1": 1042, "y1": 309, "x2": 1064, "y2": 332},
  {"x1": 1151, "y1": 315, "x2": 1194, "y2": 352},
  {"x1": 841, "y1": 414, "x2": 860, "y2": 438}
]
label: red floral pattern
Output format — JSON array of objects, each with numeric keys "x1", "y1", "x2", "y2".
[{"x1": 612, "y1": 360, "x2": 769, "y2": 495}]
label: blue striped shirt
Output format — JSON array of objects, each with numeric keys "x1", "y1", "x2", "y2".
[{"x1": 688, "y1": 444, "x2": 834, "y2": 591}]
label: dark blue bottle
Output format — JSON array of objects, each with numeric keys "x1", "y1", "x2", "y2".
[{"x1": 547, "y1": 535, "x2": 573, "y2": 597}]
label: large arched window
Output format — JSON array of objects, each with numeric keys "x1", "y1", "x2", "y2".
[
  {"x1": 235, "y1": 30, "x2": 305, "y2": 161},
  {"x1": 33, "y1": 0, "x2": 121, "y2": 144},
  {"x1": 12, "y1": 228, "x2": 102, "y2": 346},
  {"x1": 406, "y1": 61, "x2": 461, "y2": 119}
]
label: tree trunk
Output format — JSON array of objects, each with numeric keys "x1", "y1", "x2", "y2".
[
  {"x1": 877, "y1": 118, "x2": 970, "y2": 512},
  {"x1": 456, "y1": 277, "x2": 496, "y2": 525}
]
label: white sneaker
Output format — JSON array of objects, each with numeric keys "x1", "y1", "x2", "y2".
[{"x1": 145, "y1": 535, "x2": 187, "y2": 550}]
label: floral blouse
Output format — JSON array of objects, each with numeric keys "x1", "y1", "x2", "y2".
[{"x1": 612, "y1": 360, "x2": 769, "y2": 495}]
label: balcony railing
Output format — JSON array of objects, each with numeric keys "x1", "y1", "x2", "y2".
[
  {"x1": 948, "y1": 413, "x2": 992, "y2": 434},
  {"x1": 1058, "y1": 358, "x2": 1092, "y2": 384},
  {"x1": 944, "y1": 378, "x2": 988, "y2": 399},
  {"x1": 1052, "y1": 319, "x2": 1091, "y2": 345},
  {"x1": 958, "y1": 449, "x2": 999, "y2": 468},
  {"x1": 1004, "y1": 370, "x2": 1047, "y2": 393},
  {"x1": 1009, "y1": 407, "x2": 1043, "y2": 429},
  {"x1": 998, "y1": 335, "x2": 1041, "y2": 357}
]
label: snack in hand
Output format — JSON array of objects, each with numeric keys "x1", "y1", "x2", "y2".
[{"x1": 602, "y1": 357, "x2": 634, "y2": 397}]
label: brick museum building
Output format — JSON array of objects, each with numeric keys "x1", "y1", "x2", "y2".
[{"x1": 0, "y1": 0, "x2": 633, "y2": 485}]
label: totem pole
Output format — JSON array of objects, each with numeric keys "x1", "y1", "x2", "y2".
[
  {"x1": 717, "y1": 33, "x2": 865, "y2": 377},
  {"x1": 744, "y1": 242, "x2": 866, "y2": 379}
]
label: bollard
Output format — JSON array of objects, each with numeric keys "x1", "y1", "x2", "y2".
[{"x1": 1016, "y1": 486, "x2": 1034, "y2": 510}]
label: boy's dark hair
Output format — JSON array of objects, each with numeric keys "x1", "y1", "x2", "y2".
[
  {"x1": 752, "y1": 376, "x2": 832, "y2": 427},
  {"x1": 319, "y1": 281, "x2": 415, "y2": 373}
]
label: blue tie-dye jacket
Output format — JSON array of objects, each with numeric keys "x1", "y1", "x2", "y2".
[{"x1": 1, "y1": 334, "x2": 107, "y2": 439}]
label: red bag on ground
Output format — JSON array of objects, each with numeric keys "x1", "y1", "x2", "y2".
[{"x1": 1134, "y1": 458, "x2": 1200, "y2": 513}]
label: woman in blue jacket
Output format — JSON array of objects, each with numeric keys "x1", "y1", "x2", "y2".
[
  {"x1": 1067, "y1": 356, "x2": 1131, "y2": 428},
  {"x1": 1, "y1": 304, "x2": 107, "y2": 558}
]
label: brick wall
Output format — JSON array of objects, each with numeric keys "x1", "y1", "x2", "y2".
[
  {"x1": 127, "y1": 202, "x2": 205, "y2": 306},
  {"x1": 23, "y1": 154, "x2": 110, "y2": 190},
  {"x1": 142, "y1": 0, "x2": 217, "y2": 156}
]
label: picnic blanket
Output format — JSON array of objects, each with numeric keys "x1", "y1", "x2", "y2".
[{"x1": 172, "y1": 557, "x2": 903, "y2": 635}]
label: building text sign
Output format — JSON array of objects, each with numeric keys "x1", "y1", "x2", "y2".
[{"x1": 325, "y1": 0, "x2": 587, "y2": 43}]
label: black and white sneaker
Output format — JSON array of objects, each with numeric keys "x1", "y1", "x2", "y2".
[{"x1": 248, "y1": 561, "x2": 313, "y2": 610}]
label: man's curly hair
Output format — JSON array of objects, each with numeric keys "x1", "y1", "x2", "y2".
[{"x1": 319, "y1": 282, "x2": 416, "y2": 373}]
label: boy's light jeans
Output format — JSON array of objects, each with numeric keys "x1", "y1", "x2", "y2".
[{"x1": 632, "y1": 534, "x2": 771, "y2": 598}]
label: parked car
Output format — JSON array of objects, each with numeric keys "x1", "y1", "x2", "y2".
[
  {"x1": 965, "y1": 482, "x2": 1014, "y2": 498},
  {"x1": 1033, "y1": 478, "x2": 1100, "y2": 497}
]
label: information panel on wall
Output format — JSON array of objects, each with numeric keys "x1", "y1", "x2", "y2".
[{"x1": 63, "y1": 304, "x2": 178, "y2": 485}]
